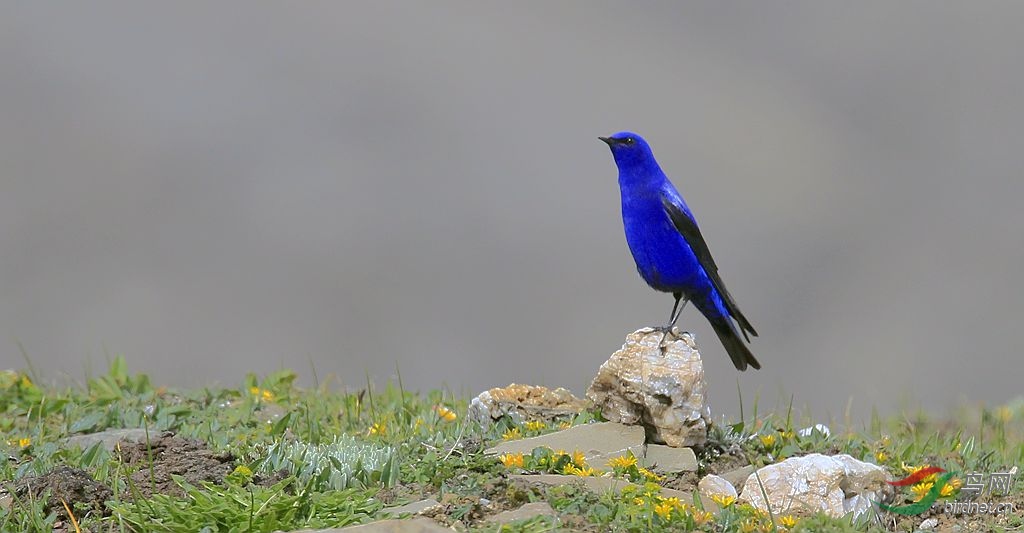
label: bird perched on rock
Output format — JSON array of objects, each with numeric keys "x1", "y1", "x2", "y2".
[{"x1": 600, "y1": 132, "x2": 760, "y2": 370}]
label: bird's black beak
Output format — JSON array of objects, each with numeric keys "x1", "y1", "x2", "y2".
[{"x1": 599, "y1": 136, "x2": 615, "y2": 146}]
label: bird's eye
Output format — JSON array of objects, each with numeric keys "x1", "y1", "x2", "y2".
[{"x1": 624, "y1": 137, "x2": 635, "y2": 145}]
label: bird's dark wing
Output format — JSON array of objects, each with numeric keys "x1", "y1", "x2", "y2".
[{"x1": 661, "y1": 194, "x2": 758, "y2": 340}]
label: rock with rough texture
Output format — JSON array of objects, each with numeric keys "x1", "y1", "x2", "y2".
[
  {"x1": 738, "y1": 453, "x2": 891, "y2": 519},
  {"x1": 698, "y1": 474, "x2": 738, "y2": 501},
  {"x1": 586, "y1": 327, "x2": 711, "y2": 447},
  {"x1": 486, "y1": 502, "x2": 557, "y2": 524},
  {"x1": 469, "y1": 383, "x2": 590, "y2": 426},
  {"x1": 485, "y1": 422, "x2": 644, "y2": 461}
]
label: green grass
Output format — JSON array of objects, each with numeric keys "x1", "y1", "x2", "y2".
[{"x1": 1, "y1": 359, "x2": 1022, "y2": 532}]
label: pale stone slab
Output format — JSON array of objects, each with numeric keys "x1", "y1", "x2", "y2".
[
  {"x1": 290, "y1": 517, "x2": 449, "y2": 533},
  {"x1": 383, "y1": 498, "x2": 441, "y2": 516},
  {"x1": 64, "y1": 428, "x2": 150, "y2": 451},
  {"x1": 484, "y1": 422, "x2": 644, "y2": 461},
  {"x1": 643, "y1": 444, "x2": 698, "y2": 472},
  {"x1": 485, "y1": 502, "x2": 557, "y2": 524}
]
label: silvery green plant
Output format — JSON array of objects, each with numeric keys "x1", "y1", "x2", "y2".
[{"x1": 255, "y1": 435, "x2": 398, "y2": 491}]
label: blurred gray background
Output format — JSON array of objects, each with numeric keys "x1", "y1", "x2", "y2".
[{"x1": 2, "y1": 3, "x2": 1022, "y2": 423}]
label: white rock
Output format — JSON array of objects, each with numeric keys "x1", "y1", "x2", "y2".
[
  {"x1": 919, "y1": 517, "x2": 938, "y2": 530},
  {"x1": 698, "y1": 474, "x2": 738, "y2": 501},
  {"x1": 739, "y1": 453, "x2": 889, "y2": 519},
  {"x1": 586, "y1": 328, "x2": 710, "y2": 447},
  {"x1": 797, "y1": 424, "x2": 831, "y2": 438}
]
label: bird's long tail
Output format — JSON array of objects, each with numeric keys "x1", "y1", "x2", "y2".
[{"x1": 711, "y1": 317, "x2": 761, "y2": 371}]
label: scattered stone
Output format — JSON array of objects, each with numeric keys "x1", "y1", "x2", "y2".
[
  {"x1": 328, "y1": 517, "x2": 450, "y2": 532},
  {"x1": 63, "y1": 428, "x2": 151, "y2": 451},
  {"x1": 13, "y1": 465, "x2": 113, "y2": 519},
  {"x1": 797, "y1": 424, "x2": 831, "y2": 438},
  {"x1": 469, "y1": 383, "x2": 590, "y2": 426},
  {"x1": 698, "y1": 474, "x2": 738, "y2": 501},
  {"x1": 738, "y1": 453, "x2": 890, "y2": 519},
  {"x1": 485, "y1": 421, "x2": 644, "y2": 462},
  {"x1": 586, "y1": 327, "x2": 711, "y2": 447},
  {"x1": 919, "y1": 517, "x2": 939, "y2": 530},
  {"x1": 0, "y1": 491, "x2": 11, "y2": 511},
  {"x1": 643, "y1": 444, "x2": 698, "y2": 472},
  {"x1": 485, "y1": 502, "x2": 557, "y2": 525},
  {"x1": 383, "y1": 498, "x2": 441, "y2": 516},
  {"x1": 719, "y1": 464, "x2": 755, "y2": 492},
  {"x1": 510, "y1": 474, "x2": 688, "y2": 501},
  {"x1": 118, "y1": 431, "x2": 234, "y2": 498}
]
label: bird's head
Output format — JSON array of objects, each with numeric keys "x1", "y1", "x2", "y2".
[{"x1": 599, "y1": 131, "x2": 657, "y2": 169}]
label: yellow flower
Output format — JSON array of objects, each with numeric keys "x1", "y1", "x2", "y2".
[
  {"x1": 499, "y1": 452, "x2": 525, "y2": 468},
  {"x1": 525, "y1": 420, "x2": 546, "y2": 431},
  {"x1": 562, "y1": 461, "x2": 597, "y2": 476},
  {"x1": 653, "y1": 501, "x2": 673, "y2": 520},
  {"x1": 779, "y1": 515, "x2": 798, "y2": 528},
  {"x1": 633, "y1": 497, "x2": 646, "y2": 506},
  {"x1": 902, "y1": 463, "x2": 938, "y2": 483},
  {"x1": 414, "y1": 418, "x2": 424, "y2": 430},
  {"x1": 249, "y1": 387, "x2": 274, "y2": 402},
  {"x1": 434, "y1": 405, "x2": 457, "y2": 422},
  {"x1": 637, "y1": 467, "x2": 663, "y2": 482},
  {"x1": 711, "y1": 494, "x2": 736, "y2": 507},
  {"x1": 368, "y1": 421, "x2": 385, "y2": 436},
  {"x1": 691, "y1": 509, "x2": 714, "y2": 526},
  {"x1": 940, "y1": 477, "x2": 962, "y2": 497},
  {"x1": 910, "y1": 482, "x2": 933, "y2": 501},
  {"x1": 607, "y1": 454, "x2": 638, "y2": 469},
  {"x1": 558, "y1": 421, "x2": 572, "y2": 430},
  {"x1": 571, "y1": 450, "x2": 587, "y2": 466},
  {"x1": 875, "y1": 450, "x2": 888, "y2": 462},
  {"x1": 739, "y1": 518, "x2": 759, "y2": 533},
  {"x1": 502, "y1": 427, "x2": 521, "y2": 440},
  {"x1": 232, "y1": 465, "x2": 253, "y2": 477},
  {"x1": 759, "y1": 434, "x2": 776, "y2": 448},
  {"x1": 880, "y1": 435, "x2": 891, "y2": 447}
]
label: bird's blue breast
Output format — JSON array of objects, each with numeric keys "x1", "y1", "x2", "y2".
[{"x1": 620, "y1": 192, "x2": 708, "y2": 294}]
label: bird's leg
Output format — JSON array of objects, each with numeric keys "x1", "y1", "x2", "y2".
[{"x1": 660, "y1": 292, "x2": 688, "y2": 349}]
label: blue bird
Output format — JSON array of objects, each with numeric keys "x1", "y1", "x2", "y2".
[{"x1": 600, "y1": 132, "x2": 760, "y2": 370}]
